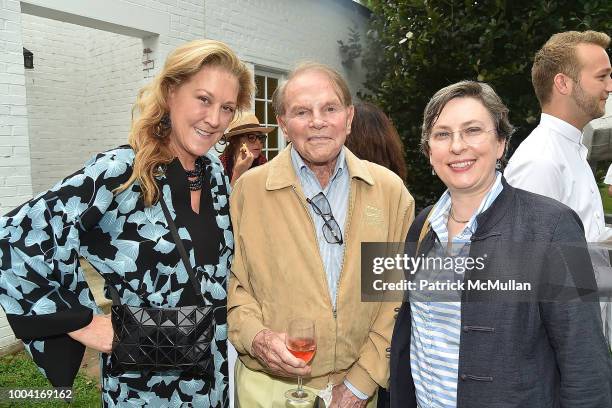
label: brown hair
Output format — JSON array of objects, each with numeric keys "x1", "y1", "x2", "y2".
[
  {"x1": 532, "y1": 30, "x2": 610, "y2": 106},
  {"x1": 272, "y1": 62, "x2": 352, "y2": 117},
  {"x1": 116, "y1": 39, "x2": 254, "y2": 206},
  {"x1": 220, "y1": 137, "x2": 241, "y2": 160},
  {"x1": 346, "y1": 102, "x2": 407, "y2": 182},
  {"x1": 420, "y1": 81, "x2": 515, "y2": 158}
]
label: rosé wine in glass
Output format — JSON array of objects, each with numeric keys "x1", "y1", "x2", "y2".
[
  {"x1": 287, "y1": 337, "x2": 316, "y2": 364},
  {"x1": 285, "y1": 318, "x2": 316, "y2": 403}
]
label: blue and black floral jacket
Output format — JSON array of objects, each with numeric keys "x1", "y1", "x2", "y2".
[{"x1": 0, "y1": 145, "x2": 232, "y2": 407}]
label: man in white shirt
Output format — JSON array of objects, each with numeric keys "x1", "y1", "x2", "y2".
[{"x1": 505, "y1": 30, "x2": 612, "y2": 344}]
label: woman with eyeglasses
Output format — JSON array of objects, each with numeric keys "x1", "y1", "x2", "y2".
[
  {"x1": 389, "y1": 81, "x2": 612, "y2": 407},
  {"x1": 219, "y1": 113, "x2": 274, "y2": 186}
]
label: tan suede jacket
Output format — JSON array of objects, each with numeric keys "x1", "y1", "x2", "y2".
[{"x1": 228, "y1": 145, "x2": 414, "y2": 396}]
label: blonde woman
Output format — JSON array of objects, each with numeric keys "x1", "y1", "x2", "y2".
[{"x1": 0, "y1": 39, "x2": 253, "y2": 407}]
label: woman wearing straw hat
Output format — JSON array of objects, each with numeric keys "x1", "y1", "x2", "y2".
[{"x1": 219, "y1": 113, "x2": 274, "y2": 185}]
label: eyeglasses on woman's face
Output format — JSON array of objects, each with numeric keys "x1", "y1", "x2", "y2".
[
  {"x1": 243, "y1": 133, "x2": 267, "y2": 143},
  {"x1": 428, "y1": 127, "x2": 496, "y2": 148}
]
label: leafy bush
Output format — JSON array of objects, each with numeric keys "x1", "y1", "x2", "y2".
[{"x1": 360, "y1": 0, "x2": 612, "y2": 209}]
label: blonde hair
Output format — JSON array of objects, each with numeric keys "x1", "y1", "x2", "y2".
[
  {"x1": 532, "y1": 30, "x2": 610, "y2": 106},
  {"x1": 117, "y1": 39, "x2": 254, "y2": 206},
  {"x1": 272, "y1": 62, "x2": 352, "y2": 117}
]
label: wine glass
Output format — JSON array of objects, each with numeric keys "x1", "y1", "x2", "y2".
[{"x1": 284, "y1": 318, "x2": 316, "y2": 404}]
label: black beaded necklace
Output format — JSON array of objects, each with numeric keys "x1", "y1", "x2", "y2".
[{"x1": 185, "y1": 157, "x2": 205, "y2": 191}]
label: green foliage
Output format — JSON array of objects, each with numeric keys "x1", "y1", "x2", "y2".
[
  {"x1": 0, "y1": 351, "x2": 100, "y2": 407},
  {"x1": 598, "y1": 185, "x2": 612, "y2": 214},
  {"x1": 360, "y1": 0, "x2": 612, "y2": 209},
  {"x1": 338, "y1": 27, "x2": 363, "y2": 67}
]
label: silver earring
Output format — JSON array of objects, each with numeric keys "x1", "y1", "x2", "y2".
[
  {"x1": 495, "y1": 159, "x2": 502, "y2": 170},
  {"x1": 431, "y1": 167, "x2": 436, "y2": 176}
]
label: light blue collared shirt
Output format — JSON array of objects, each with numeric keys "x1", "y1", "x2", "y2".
[{"x1": 290, "y1": 146, "x2": 348, "y2": 308}]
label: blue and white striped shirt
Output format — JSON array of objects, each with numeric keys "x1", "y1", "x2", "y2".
[{"x1": 410, "y1": 172, "x2": 503, "y2": 408}]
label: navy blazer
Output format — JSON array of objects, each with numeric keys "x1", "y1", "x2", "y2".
[{"x1": 389, "y1": 178, "x2": 612, "y2": 408}]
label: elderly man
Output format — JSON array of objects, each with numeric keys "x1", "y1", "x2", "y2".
[
  {"x1": 505, "y1": 30, "x2": 612, "y2": 344},
  {"x1": 228, "y1": 63, "x2": 414, "y2": 407}
]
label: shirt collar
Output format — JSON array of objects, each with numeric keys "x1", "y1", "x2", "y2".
[
  {"x1": 539, "y1": 113, "x2": 583, "y2": 144},
  {"x1": 290, "y1": 145, "x2": 346, "y2": 190},
  {"x1": 266, "y1": 144, "x2": 374, "y2": 191},
  {"x1": 430, "y1": 172, "x2": 504, "y2": 239}
]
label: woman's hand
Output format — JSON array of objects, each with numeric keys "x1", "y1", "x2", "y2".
[
  {"x1": 68, "y1": 314, "x2": 114, "y2": 353},
  {"x1": 232, "y1": 144, "x2": 255, "y2": 184}
]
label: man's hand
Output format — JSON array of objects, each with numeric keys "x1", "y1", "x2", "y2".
[
  {"x1": 68, "y1": 314, "x2": 114, "y2": 353},
  {"x1": 329, "y1": 383, "x2": 368, "y2": 408},
  {"x1": 251, "y1": 329, "x2": 311, "y2": 378}
]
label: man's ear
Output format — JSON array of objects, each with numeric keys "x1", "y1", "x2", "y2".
[
  {"x1": 277, "y1": 115, "x2": 290, "y2": 141},
  {"x1": 345, "y1": 105, "x2": 355, "y2": 135},
  {"x1": 553, "y1": 73, "x2": 573, "y2": 96}
]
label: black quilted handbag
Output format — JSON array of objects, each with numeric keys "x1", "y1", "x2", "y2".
[{"x1": 108, "y1": 199, "x2": 214, "y2": 378}]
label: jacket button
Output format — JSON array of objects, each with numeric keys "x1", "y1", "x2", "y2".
[
  {"x1": 463, "y1": 326, "x2": 469, "y2": 332},
  {"x1": 386, "y1": 347, "x2": 391, "y2": 352},
  {"x1": 394, "y1": 307, "x2": 400, "y2": 312},
  {"x1": 460, "y1": 374, "x2": 467, "y2": 381}
]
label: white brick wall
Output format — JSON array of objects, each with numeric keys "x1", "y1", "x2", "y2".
[
  {"x1": 86, "y1": 31, "x2": 143, "y2": 159},
  {"x1": 22, "y1": 14, "x2": 143, "y2": 194},
  {"x1": 22, "y1": 15, "x2": 88, "y2": 193},
  {"x1": 205, "y1": 0, "x2": 369, "y2": 96},
  {"x1": 0, "y1": 0, "x2": 33, "y2": 216}
]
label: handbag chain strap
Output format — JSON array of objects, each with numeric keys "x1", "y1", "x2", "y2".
[
  {"x1": 105, "y1": 196, "x2": 208, "y2": 307},
  {"x1": 159, "y1": 198, "x2": 208, "y2": 306}
]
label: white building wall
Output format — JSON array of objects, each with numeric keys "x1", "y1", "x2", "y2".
[
  {"x1": 0, "y1": 0, "x2": 33, "y2": 216},
  {"x1": 205, "y1": 0, "x2": 369, "y2": 97},
  {"x1": 22, "y1": 15, "x2": 89, "y2": 193},
  {"x1": 85, "y1": 31, "x2": 143, "y2": 173},
  {"x1": 22, "y1": 14, "x2": 143, "y2": 194}
]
